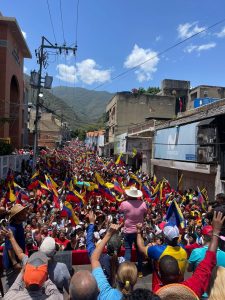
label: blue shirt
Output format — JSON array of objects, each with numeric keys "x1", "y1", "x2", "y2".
[
  {"x1": 189, "y1": 246, "x2": 225, "y2": 271},
  {"x1": 92, "y1": 267, "x2": 122, "y2": 300},
  {"x1": 3, "y1": 223, "x2": 25, "y2": 269}
]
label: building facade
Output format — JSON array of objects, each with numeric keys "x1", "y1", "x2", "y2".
[
  {"x1": 152, "y1": 98, "x2": 225, "y2": 200},
  {"x1": 104, "y1": 91, "x2": 176, "y2": 157},
  {"x1": 28, "y1": 108, "x2": 62, "y2": 149},
  {"x1": 0, "y1": 14, "x2": 31, "y2": 148},
  {"x1": 85, "y1": 130, "x2": 105, "y2": 156},
  {"x1": 188, "y1": 85, "x2": 225, "y2": 110}
]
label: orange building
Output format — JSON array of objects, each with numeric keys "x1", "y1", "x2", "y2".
[{"x1": 0, "y1": 14, "x2": 31, "y2": 148}]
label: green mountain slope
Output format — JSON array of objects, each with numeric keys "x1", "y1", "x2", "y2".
[
  {"x1": 24, "y1": 75, "x2": 114, "y2": 129},
  {"x1": 52, "y1": 86, "x2": 114, "y2": 123}
]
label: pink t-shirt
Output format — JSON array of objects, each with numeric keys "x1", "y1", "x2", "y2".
[{"x1": 119, "y1": 200, "x2": 147, "y2": 233}]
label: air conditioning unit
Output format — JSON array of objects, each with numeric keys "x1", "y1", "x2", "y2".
[
  {"x1": 197, "y1": 146, "x2": 216, "y2": 163},
  {"x1": 197, "y1": 127, "x2": 216, "y2": 145}
]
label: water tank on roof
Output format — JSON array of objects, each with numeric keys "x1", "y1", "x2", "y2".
[{"x1": 194, "y1": 98, "x2": 220, "y2": 108}]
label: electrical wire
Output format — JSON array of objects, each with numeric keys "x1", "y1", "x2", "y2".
[
  {"x1": 75, "y1": 0, "x2": 80, "y2": 46},
  {"x1": 92, "y1": 18, "x2": 225, "y2": 92},
  {"x1": 46, "y1": 0, "x2": 57, "y2": 44},
  {"x1": 59, "y1": 0, "x2": 66, "y2": 44}
]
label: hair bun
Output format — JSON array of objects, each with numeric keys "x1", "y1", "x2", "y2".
[{"x1": 125, "y1": 280, "x2": 130, "y2": 289}]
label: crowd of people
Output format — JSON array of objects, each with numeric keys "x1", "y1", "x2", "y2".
[{"x1": 0, "y1": 140, "x2": 225, "y2": 299}]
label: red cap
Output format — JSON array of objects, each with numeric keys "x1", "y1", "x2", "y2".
[{"x1": 202, "y1": 225, "x2": 213, "y2": 236}]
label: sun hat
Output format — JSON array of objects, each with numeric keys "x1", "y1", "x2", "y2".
[
  {"x1": 125, "y1": 187, "x2": 143, "y2": 198},
  {"x1": 8, "y1": 204, "x2": 28, "y2": 222},
  {"x1": 202, "y1": 225, "x2": 213, "y2": 236},
  {"x1": 40, "y1": 237, "x2": 56, "y2": 257},
  {"x1": 156, "y1": 283, "x2": 198, "y2": 299},
  {"x1": 23, "y1": 251, "x2": 48, "y2": 288},
  {"x1": 163, "y1": 225, "x2": 179, "y2": 241}
]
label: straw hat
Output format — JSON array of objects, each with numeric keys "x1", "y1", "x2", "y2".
[
  {"x1": 125, "y1": 186, "x2": 143, "y2": 198},
  {"x1": 156, "y1": 283, "x2": 198, "y2": 300},
  {"x1": 8, "y1": 204, "x2": 28, "y2": 222}
]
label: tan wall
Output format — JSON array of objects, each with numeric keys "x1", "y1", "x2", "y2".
[
  {"x1": 188, "y1": 86, "x2": 225, "y2": 109},
  {"x1": 116, "y1": 94, "x2": 176, "y2": 136}
]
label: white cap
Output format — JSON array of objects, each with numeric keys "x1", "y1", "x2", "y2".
[
  {"x1": 40, "y1": 237, "x2": 56, "y2": 257},
  {"x1": 99, "y1": 229, "x2": 106, "y2": 236},
  {"x1": 163, "y1": 225, "x2": 179, "y2": 241}
]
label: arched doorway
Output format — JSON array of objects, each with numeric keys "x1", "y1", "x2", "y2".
[{"x1": 9, "y1": 75, "x2": 20, "y2": 147}]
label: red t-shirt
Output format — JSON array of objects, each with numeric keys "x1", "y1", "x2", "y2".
[{"x1": 55, "y1": 238, "x2": 70, "y2": 248}]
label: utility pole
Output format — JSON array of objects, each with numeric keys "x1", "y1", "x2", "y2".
[{"x1": 31, "y1": 36, "x2": 77, "y2": 170}]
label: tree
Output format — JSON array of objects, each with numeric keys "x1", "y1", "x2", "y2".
[
  {"x1": 146, "y1": 86, "x2": 160, "y2": 95},
  {"x1": 131, "y1": 86, "x2": 160, "y2": 95}
]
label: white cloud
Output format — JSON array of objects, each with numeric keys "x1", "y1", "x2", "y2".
[
  {"x1": 177, "y1": 22, "x2": 206, "y2": 39},
  {"x1": 184, "y1": 42, "x2": 216, "y2": 53},
  {"x1": 22, "y1": 30, "x2": 27, "y2": 39},
  {"x1": 124, "y1": 44, "x2": 159, "y2": 82},
  {"x1": 216, "y1": 26, "x2": 225, "y2": 38},
  {"x1": 23, "y1": 66, "x2": 28, "y2": 74},
  {"x1": 155, "y1": 35, "x2": 161, "y2": 42},
  {"x1": 56, "y1": 59, "x2": 111, "y2": 85},
  {"x1": 56, "y1": 64, "x2": 77, "y2": 83},
  {"x1": 76, "y1": 59, "x2": 111, "y2": 85}
]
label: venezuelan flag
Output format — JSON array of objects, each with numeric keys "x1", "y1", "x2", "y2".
[
  {"x1": 115, "y1": 153, "x2": 123, "y2": 165},
  {"x1": 141, "y1": 185, "x2": 152, "y2": 202},
  {"x1": 166, "y1": 200, "x2": 184, "y2": 228},
  {"x1": 99, "y1": 184, "x2": 116, "y2": 202},
  {"x1": 45, "y1": 175, "x2": 58, "y2": 197},
  {"x1": 114, "y1": 180, "x2": 124, "y2": 194},
  {"x1": 132, "y1": 148, "x2": 137, "y2": 158},
  {"x1": 8, "y1": 185, "x2": 16, "y2": 202},
  {"x1": 95, "y1": 172, "x2": 105, "y2": 186},
  {"x1": 64, "y1": 201, "x2": 79, "y2": 225}
]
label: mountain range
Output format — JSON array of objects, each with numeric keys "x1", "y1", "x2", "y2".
[{"x1": 24, "y1": 75, "x2": 114, "y2": 129}]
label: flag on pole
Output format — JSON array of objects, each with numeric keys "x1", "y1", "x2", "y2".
[
  {"x1": 132, "y1": 148, "x2": 137, "y2": 158},
  {"x1": 177, "y1": 174, "x2": 183, "y2": 191},
  {"x1": 63, "y1": 201, "x2": 80, "y2": 225},
  {"x1": 166, "y1": 200, "x2": 184, "y2": 228},
  {"x1": 115, "y1": 152, "x2": 123, "y2": 165},
  {"x1": 95, "y1": 172, "x2": 105, "y2": 186},
  {"x1": 8, "y1": 185, "x2": 16, "y2": 202}
]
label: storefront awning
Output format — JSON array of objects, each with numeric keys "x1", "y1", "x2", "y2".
[{"x1": 198, "y1": 117, "x2": 215, "y2": 127}]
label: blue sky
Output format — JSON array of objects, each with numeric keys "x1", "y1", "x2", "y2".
[{"x1": 1, "y1": 0, "x2": 225, "y2": 93}]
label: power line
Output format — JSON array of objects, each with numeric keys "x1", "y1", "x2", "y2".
[
  {"x1": 87, "y1": 17, "x2": 225, "y2": 93},
  {"x1": 59, "y1": 0, "x2": 66, "y2": 44},
  {"x1": 75, "y1": 0, "x2": 80, "y2": 46},
  {"x1": 46, "y1": 0, "x2": 57, "y2": 44}
]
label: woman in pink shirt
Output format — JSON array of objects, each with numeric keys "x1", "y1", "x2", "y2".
[{"x1": 119, "y1": 187, "x2": 147, "y2": 277}]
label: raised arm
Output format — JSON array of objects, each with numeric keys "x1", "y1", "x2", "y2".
[
  {"x1": 1, "y1": 229, "x2": 26, "y2": 262},
  {"x1": 136, "y1": 223, "x2": 148, "y2": 256},
  {"x1": 91, "y1": 224, "x2": 120, "y2": 270},
  {"x1": 86, "y1": 211, "x2": 97, "y2": 258},
  {"x1": 182, "y1": 211, "x2": 225, "y2": 298}
]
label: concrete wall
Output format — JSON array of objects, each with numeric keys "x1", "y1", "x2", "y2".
[
  {"x1": 188, "y1": 86, "x2": 225, "y2": 109},
  {"x1": 0, "y1": 154, "x2": 30, "y2": 178},
  {"x1": 115, "y1": 93, "x2": 176, "y2": 136}
]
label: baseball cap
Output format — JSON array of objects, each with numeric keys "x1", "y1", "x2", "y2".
[
  {"x1": 40, "y1": 237, "x2": 56, "y2": 257},
  {"x1": 23, "y1": 251, "x2": 48, "y2": 288},
  {"x1": 202, "y1": 225, "x2": 213, "y2": 236},
  {"x1": 163, "y1": 225, "x2": 179, "y2": 241},
  {"x1": 99, "y1": 229, "x2": 107, "y2": 236}
]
